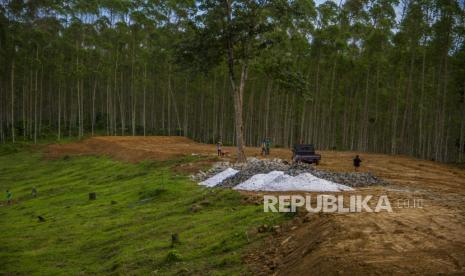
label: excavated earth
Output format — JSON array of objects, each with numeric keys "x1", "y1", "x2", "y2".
[{"x1": 45, "y1": 136, "x2": 465, "y2": 274}]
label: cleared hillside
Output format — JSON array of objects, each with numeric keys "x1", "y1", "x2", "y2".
[{"x1": 42, "y1": 136, "x2": 465, "y2": 274}]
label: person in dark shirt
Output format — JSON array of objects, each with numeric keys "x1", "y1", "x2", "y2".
[
  {"x1": 353, "y1": 155, "x2": 362, "y2": 171},
  {"x1": 265, "y1": 138, "x2": 271, "y2": 155}
]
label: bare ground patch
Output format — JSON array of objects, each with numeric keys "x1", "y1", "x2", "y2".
[{"x1": 43, "y1": 136, "x2": 465, "y2": 274}]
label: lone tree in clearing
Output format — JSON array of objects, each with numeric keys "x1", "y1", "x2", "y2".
[{"x1": 178, "y1": 0, "x2": 293, "y2": 162}]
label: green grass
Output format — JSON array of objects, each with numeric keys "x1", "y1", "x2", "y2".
[{"x1": 0, "y1": 145, "x2": 284, "y2": 275}]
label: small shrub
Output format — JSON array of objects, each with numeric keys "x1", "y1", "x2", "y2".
[{"x1": 165, "y1": 250, "x2": 182, "y2": 263}]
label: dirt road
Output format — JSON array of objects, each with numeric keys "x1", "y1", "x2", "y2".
[{"x1": 45, "y1": 136, "x2": 465, "y2": 274}]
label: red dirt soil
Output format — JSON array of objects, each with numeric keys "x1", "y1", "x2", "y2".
[{"x1": 45, "y1": 136, "x2": 465, "y2": 274}]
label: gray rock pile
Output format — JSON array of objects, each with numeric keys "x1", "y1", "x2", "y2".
[
  {"x1": 218, "y1": 158, "x2": 289, "y2": 188},
  {"x1": 190, "y1": 161, "x2": 242, "y2": 182},
  {"x1": 192, "y1": 158, "x2": 388, "y2": 188},
  {"x1": 191, "y1": 158, "x2": 286, "y2": 182},
  {"x1": 307, "y1": 169, "x2": 388, "y2": 187}
]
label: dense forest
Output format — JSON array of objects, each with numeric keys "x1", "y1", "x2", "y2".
[{"x1": 0, "y1": 0, "x2": 464, "y2": 162}]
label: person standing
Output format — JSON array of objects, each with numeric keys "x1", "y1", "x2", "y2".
[
  {"x1": 353, "y1": 155, "x2": 362, "y2": 171},
  {"x1": 265, "y1": 138, "x2": 271, "y2": 156},
  {"x1": 216, "y1": 141, "x2": 223, "y2": 156},
  {"x1": 261, "y1": 140, "x2": 266, "y2": 156}
]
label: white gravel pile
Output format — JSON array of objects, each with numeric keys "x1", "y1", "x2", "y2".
[
  {"x1": 193, "y1": 158, "x2": 388, "y2": 188},
  {"x1": 232, "y1": 171, "x2": 286, "y2": 190},
  {"x1": 233, "y1": 171, "x2": 353, "y2": 192},
  {"x1": 199, "y1": 168, "x2": 239, "y2": 187}
]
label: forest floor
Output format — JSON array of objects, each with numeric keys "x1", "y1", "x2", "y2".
[{"x1": 12, "y1": 136, "x2": 465, "y2": 274}]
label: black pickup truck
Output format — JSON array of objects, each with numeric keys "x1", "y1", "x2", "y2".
[{"x1": 292, "y1": 144, "x2": 321, "y2": 165}]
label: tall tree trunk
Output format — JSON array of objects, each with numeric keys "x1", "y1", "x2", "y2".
[
  {"x1": 76, "y1": 54, "x2": 82, "y2": 138},
  {"x1": 231, "y1": 64, "x2": 248, "y2": 163},
  {"x1": 459, "y1": 83, "x2": 465, "y2": 162},
  {"x1": 183, "y1": 77, "x2": 189, "y2": 137},
  {"x1": 391, "y1": 78, "x2": 401, "y2": 154},
  {"x1": 119, "y1": 71, "x2": 125, "y2": 136},
  {"x1": 360, "y1": 69, "x2": 370, "y2": 151},
  {"x1": 77, "y1": 78, "x2": 81, "y2": 138},
  {"x1": 168, "y1": 64, "x2": 181, "y2": 134},
  {"x1": 143, "y1": 64, "x2": 147, "y2": 136},
  {"x1": 225, "y1": 0, "x2": 246, "y2": 162},
  {"x1": 300, "y1": 100, "x2": 306, "y2": 143},
  {"x1": 373, "y1": 64, "x2": 380, "y2": 152},
  {"x1": 57, "y1": 81, "x2": 61, "y2": 140},
  {"x1": 167, "y1": 77, "x2": 171, "y2": 135},
  {"x1": 22, "y1": 85, "x2": 26, "y2": 139},
  {"x1": 418, "y1": 49, "x2": 426, "y2": 157},
  {"x1": 106, "y1": 79, "x2": 110, "y2": 135},
  {"x1": 34, "y1": 48, "x2": 38, "y2": 144},
  {"x1": 10, "y1": 59, "x2": 15, "y2": 143},
  {"x1": 131, "y1": 43, "x2": 136, "y2": 136},
  {"x1": 328, "y1": 57, "x2": 337, "y2": 148},
  {"x1": 400, "y1": 51, "x2": 415, "y2": 153},
  {"x1": 264, "y1": 80, "x2": 271, "y2": 138},
  {"x1": 0, "y1": 87, "x2": 3, "y2": 144},
  {"x1": 38, "y1": 68, "x2": 43, "y2": 138},
  {"x1": 91, "y1": 79, "x2": 97, "y2": 136}
]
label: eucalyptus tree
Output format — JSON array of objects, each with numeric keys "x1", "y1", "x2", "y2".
[
  {"x1": 1, "y1": 0, "x2": 464, "y2": 163},
  {"x1": 183, "y1": 0, "x2": 273, "y2": 162},
  {"x1": 178, "y1": 0, "x2": 316, "y2": 162}
]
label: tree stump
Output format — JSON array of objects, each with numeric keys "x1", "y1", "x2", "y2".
[
  {"x1": 89, "y1": 192, "x2": 96, "y2": 200},
  {"x1": 171, "y1": 233, "x2": 179, "y2": 247}
]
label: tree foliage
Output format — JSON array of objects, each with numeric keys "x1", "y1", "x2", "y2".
[{"x1": 0, "y1": 0, "x2": 464, "y2": 162}]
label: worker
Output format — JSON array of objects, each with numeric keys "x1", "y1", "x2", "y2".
[
  {"x1": 353, "y1": 155, "x2": 362, "y2": 171},
  {"x1": 6, "y1": 190, "x2": 12, "y2": 205},
  {"x1": 265, "y1": 138, "x2": 271, "y2": 155},
  {"x1": 32, "y1": 187, "x2": 37, "y2": 198},
  {"x1": 216, "y1": 141, "x2": 223, "y2": 156}
]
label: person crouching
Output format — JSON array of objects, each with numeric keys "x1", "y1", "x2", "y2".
[{"x1": 353, "y1": 155, "x2": 362, "y2": 171}]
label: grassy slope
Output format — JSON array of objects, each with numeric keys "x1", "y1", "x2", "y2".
[{"x1": 0, "y1": 145, "x2": 284, "y2": 275}]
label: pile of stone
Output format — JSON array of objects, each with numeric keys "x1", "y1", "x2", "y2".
[
  {"x1": 191, "y1": 158, "x2": 285, "y2": 182},
  {"x1": 306, "y1": 169, "x2": 388, "y2": 187},
  {"x1": 192, "y1": 158, "x2": 388, "y2": 188},
  {"x1": 218, "y1": 158, "x2": 290, "y2": 188},
  {"x1": 191, "y1": 161, "x2": 241, "y2": 182}
]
